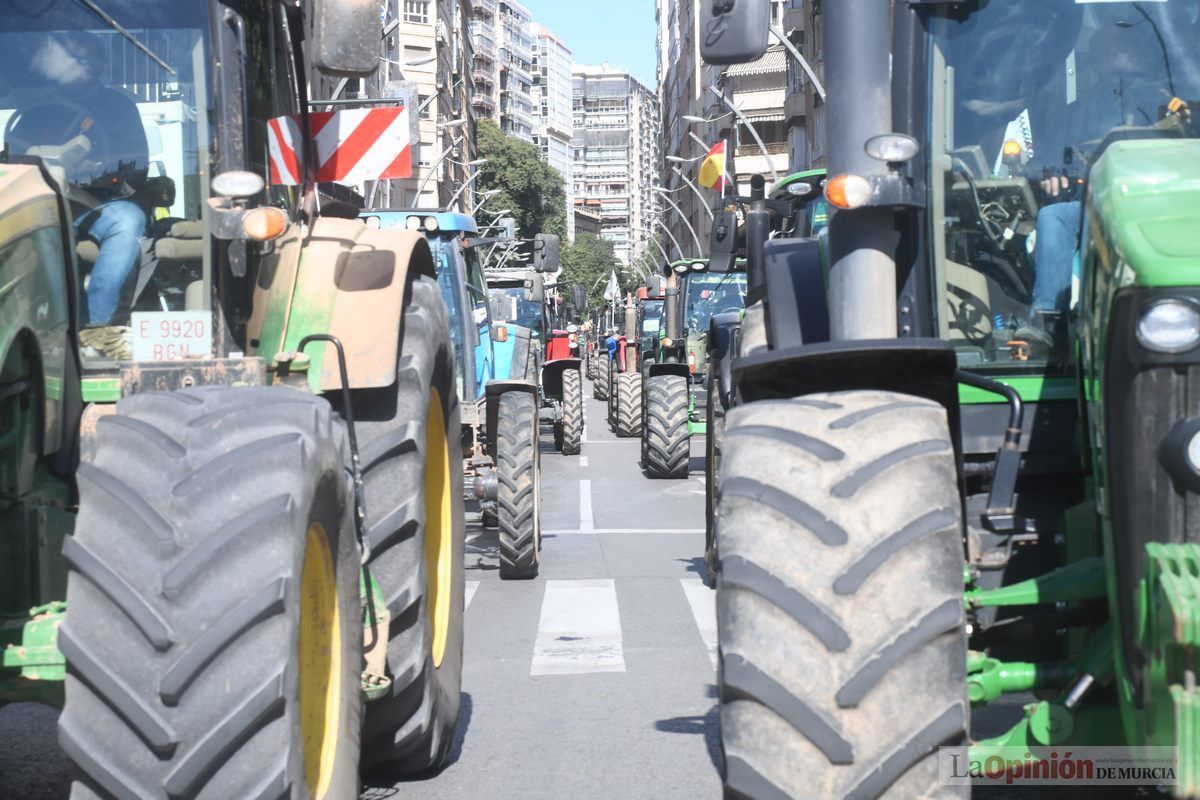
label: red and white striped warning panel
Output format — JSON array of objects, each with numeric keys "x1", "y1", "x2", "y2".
[{"x1": 267, "y1": 107, "x2": 414, "y2": 185}]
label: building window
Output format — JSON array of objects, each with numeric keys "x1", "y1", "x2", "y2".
[{"x1": 404, "y1": 0, "x2": 430, "y2": 24}]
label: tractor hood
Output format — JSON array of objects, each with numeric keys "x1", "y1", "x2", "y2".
[{"x1": 1090, "y1": 139, "x2": 1200, "y2": 289}]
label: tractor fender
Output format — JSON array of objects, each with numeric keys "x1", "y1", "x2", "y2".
[
  {"x1": 247, "y1": 216, "x2": 435, "y2": 392},
  {"x1": 540, "y1": 357, "x2": 582, "y2": 401},
  {"x1": 484, "y1": 379, "x2": 538, "y2": 460},
  {"x1": 647, "y1": 362, "x2": 690, "y2": 380},
  {"x1": 709, "y1": 313, "x2": 740, "y2": 411},
  {"x1": 0, "y1": 164, "x2": 75, "y2": 460},
  {"x1": 493, "y1": 323, "x2": 537, "y2": 383}
]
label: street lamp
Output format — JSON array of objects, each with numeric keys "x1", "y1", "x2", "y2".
[
  {"x1": 666, "y1": 153, "x2": 705, "y2": 163},
  {"x1": 771, "y1": 26, "x2": 826, "y2": 101},
  {"x1": 414, "y1": 134, "x2": 464, "y2": 200},
  {"x1": 670, "y1": 166, "x2": 714, "y2": 221},
  {"x1": 682, "y1": 111, "x2": 734, "y2": 125},
  {"x1": 470, "y1": 189, "x2": 501, "y2": 214},
  {"x1": 437, "y1": 118, "x2": 469, "y2": 130},
  {"x1": 654, "y1": 188, "x2": 704, "y2": 256},
  {"x1": 708, "y1": 84, "x2": 778, "y2": 184},
  {"x1": 654, "y1": 219, "x2": 687, "y2": 261},
  {"x1": 447, "y1": 170, "x2": 483, "y2": 210}
]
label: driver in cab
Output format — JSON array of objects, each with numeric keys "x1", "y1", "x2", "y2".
[{"x1": 7, "y1": 31, "x2": 148, "y2": 333}]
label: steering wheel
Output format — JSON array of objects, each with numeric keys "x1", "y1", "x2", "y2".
[
  {"x1": 4, "y1": 96, "x2": 106, "y2": 166},
  {"x1": 720, "y1": 306, "x2": 742, "y2": 315}
]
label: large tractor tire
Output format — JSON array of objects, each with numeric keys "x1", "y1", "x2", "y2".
[
  {"x1": 594, "y1": 358, "x2": 610, "y2": 400},
  {"x1": 614, "y1": 372, "x2": 642, "y2": 437},
  {"x1": 585, "y1": 348, "x2": 595, "y2": 381},
  {"x1": 354, "y1": 273, "x2": 465, "y2": 776},
  {"x1": 643, "y1": 374, "x2": 690, "y2": 479},
  {"x1": 561, "y1": 367, "x2": 583, "y2": 455},
  {"x1": 497, "y1": 391, "x2": 541, "y2": 579},
  {"x1": 704, "y1": 374, "x2": 726, "y2": 587},
  {"x1": 716, "y1": 392, "x2": 968, "y2": 799},
  {"x1": 60, "y1": 387, "x2": 362, "y2": 800}
]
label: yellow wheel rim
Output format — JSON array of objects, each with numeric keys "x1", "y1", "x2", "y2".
[
  {"x1": 298, "y1": 522, "x2": 341, "y2": 798},
  {"x1": 425, "y1": 387, "x2": 454, "y2": 668}
]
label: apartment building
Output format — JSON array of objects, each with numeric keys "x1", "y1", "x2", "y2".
[
  {"x1": 531, "y1": 24, "x2": 576, "y2": 240},
  {"x1": 572, "y1": 65, "x2": 660, "y2": 268}
]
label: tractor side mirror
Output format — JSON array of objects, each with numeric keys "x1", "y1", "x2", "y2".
[
  {"x1": 572, "y1": 283, "x2": 587, "y2": 315},
  {"x1": 708, "y1": 203, "x2": 739, "y2": 273},
  {"x1": 533, "y1": 233, "x2": 561, "y2": 273},
  {"x1": 528, "y1": 274, "x2": 546, "y2": 304},
  {"x1": 311, "y1": 0, "x2": 381, "y2": 77},
  {"x1": 699, "y1": 0, "x2": 770, "y2": 66}
]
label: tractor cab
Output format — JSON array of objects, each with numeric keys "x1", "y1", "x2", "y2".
[{"x1": 0, "y1": 2, "x2": 215, "y2": 373}]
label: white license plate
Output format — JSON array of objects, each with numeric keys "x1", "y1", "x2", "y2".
[{"x1": 131, "y1": 311, "x2": 213, "y2": 361}]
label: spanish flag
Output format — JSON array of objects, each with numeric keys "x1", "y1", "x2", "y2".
[{"x1": 697, "y1": 140, "x2": 728, "y2": 192}]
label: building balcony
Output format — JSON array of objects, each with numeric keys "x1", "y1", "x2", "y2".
[
  {"x1": 472, "y1": 93, "x2": 496, "y2": 112},
  {"x1": 473, "y1": 69, "x2": 494, "y2": 87},
  {"x1": 473, "y1": 0, "x2": 497, "y2": 14}
]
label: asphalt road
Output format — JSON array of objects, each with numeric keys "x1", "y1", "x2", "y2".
[{"x1": 0, "y1": 387, "x2": 1160, "y2": 799}]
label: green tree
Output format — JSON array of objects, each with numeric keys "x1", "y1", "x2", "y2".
[
  {"x1": 475, "y1": 119, "x2": 565, "y2": 240},
  {"x1": 560, "y1": 233, "x2": 622, "y2": 310}
]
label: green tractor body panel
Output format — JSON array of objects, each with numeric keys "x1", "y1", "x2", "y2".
[{"x1": 1089, "y1": 139, "x2": 1200, "y2": 289}]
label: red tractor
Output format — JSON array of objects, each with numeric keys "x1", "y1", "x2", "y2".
[{"x1": 542, "y1": 323, "x2": 584, "y2": 454}]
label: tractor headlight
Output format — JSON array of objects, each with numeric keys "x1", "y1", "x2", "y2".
[
  {"x1": 1137, "y1": 300, "x2": 1200, "y2": 353},
  {"x1": 405, "y1": 215, "x2": 422, "y2": 230},
  {"x1": 424, "y1": 216, "x2": 440, "y2": 232},
  {"x1": 1188, "y1": 431, "x2": 1200, "y2": 472}
]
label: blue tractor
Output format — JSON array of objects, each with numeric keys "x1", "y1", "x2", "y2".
[{"x1": 363, "y1": 211, "x2": 542, "y2": 579}]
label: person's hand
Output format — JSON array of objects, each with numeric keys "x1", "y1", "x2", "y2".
[{"x1": 1041, "y1": 174, "x2": 1069, "y2": 197}]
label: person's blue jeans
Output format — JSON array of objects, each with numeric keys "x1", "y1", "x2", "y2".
[
  {"x1": 77, "y1": 200, "x2": 145, "y2": 325},
  {"x1": 1032, "y1": 200, "x2": 1080, "y2": 314}
]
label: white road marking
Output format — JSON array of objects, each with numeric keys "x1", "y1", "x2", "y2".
[
  {"x1": 578, "y1": 479, "x2": 595, "y2": 532},
  {"x1": 543, "y1": 528, "x2": 705, "y2": 535},
  {"x1": 465, "y1": 581, "x2": 480, "y2": 611},
  {"x1": 531, "y1": 579, "x2": 625, "y2": 675},
  {"x1": 681, "y1": 578, "x2": 718, "y2": 669},
  {"x1": 579, "y1": 456, "x2": 589, "y2": 467}
]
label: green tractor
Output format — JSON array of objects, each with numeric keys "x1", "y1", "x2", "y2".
[
  {"x1": 704, "y1": 0, "x2": 1200, "y2": 796},
  {"x1": 640, "y1": 260, "x2": 746, "y2": 479},
  {"x1": 0, "y1": 1, "x2": 464, "y2": 795}
]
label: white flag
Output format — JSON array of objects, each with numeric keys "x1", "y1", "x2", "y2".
[{"x1": 603, "y1": 271, "x2": 619, "y2": 302}]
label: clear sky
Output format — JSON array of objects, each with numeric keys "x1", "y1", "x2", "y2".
[{"x1": 522, "y1": 0, "x2": 659, "y2": 89}]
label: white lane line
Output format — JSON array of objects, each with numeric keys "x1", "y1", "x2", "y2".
[
  {"x1": 544, "y1": 528, "x2": 705, "y2": 535},
  {"x1": 531, "y1": 579, "x2": 625, "y2": 675},
  {"x1": 579, "y1": 456, "x2": 589, "y2": 467},
  {"x1": 681, "y1": 578, "x2": 718, "y2": 669},
  {"x1": 465, "y1": 581, "x2": 480, "y2": 611},
  {"x1": 578, "y1": 479, "x2": 595, "y2": 532}
]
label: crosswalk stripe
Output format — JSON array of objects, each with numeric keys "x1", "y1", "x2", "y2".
[
  {"x1": 531, "y1": 579, "x2": 625, "y2": 676},
  {"x1": 680, "y1": 578, "x2": 718, "y2": 669},
  {"x1": 465, "y1": 581, "x2": 480, "y2": 611},
  {"x1": 578, "y1": 479, "x2": 595, "y2": 531}
]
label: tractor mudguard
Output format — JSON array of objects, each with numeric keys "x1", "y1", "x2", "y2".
[
  {"x1": 540, "y1": 357, "x2": 581, "y2": 401},
  {"x1": 484, "y1": 380, "x2": 538, "y2": 460},
  {"x1": 734, "y1": 337, "x2": 962, "y2": 452},
  {"x1": 709, "y1": 312, "x2": 740, "y2": 411},
  {"x1": 246, "y1": 216, "x2": 435, "y2": 392},
  {"x1": 0, "y1": 164, "x2": 75, "y2": 460},
  {"x1": 762, "y1": 236, "x2": 830, "y2": 350},
  {"x1": 647, "y1": 361, "x2": 690, "y2": 380}
]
